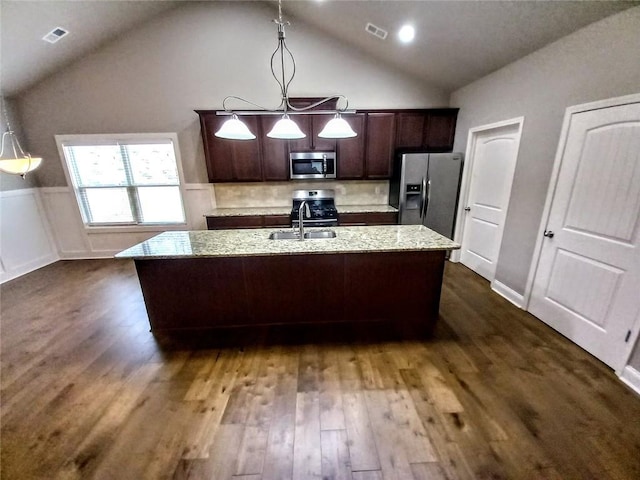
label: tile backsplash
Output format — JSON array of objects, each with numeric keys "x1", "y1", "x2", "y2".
[{"x1": 214, "y1": 180, "x2": 389, "y2": 208}]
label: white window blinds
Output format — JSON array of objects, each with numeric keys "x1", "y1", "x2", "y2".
[{"x1": 60, "y1": 136, "x2": 186, "y2": 226}]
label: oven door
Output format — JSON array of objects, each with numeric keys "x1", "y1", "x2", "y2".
[{"x1": 290, "y1": 152, "x2": 336, "y2": 179}]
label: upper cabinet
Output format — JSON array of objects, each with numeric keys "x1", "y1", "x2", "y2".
[
  {"x1": 288, "y1": 115, "x2": 337, "y2": 152},
  {"x1": 196, "y1": 108, "x2": 458, "y2": 183},
  {"x1": 365, "y1": 112, "x2": 396, "y2": 179},
  {"x1": 336, "y1": 113, "x2": 366, "y2": 179},
  {"x1": 259, "y1": 116, "x2": 289, "y2": 181},
  {"x1": 199, "y1": 112, "x2": 262, "y2": 182},
  {"x1": 395, "y1": 109, "x2": 458, "y2": 152}
]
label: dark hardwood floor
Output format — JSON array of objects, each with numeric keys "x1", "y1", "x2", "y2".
[{"x1": 1, "y1": 259, "x2": 639, "y2": 479}]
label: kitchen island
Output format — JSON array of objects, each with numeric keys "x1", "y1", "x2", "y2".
[{"x1": 116, "y1": 225, "x2": 459, "y2": 333}]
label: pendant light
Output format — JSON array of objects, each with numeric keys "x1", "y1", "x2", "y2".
[
  {"x1": 318, "y1": 113, "x2": 357, "y2": 138},
  {"x1": 214, "y1": 114, "x2": 256, "y2": 140},
  {"x1": 267, "y1": 115, "x2": 306, "y2": 139},
  {"x1": 215, "y1": 0, "x2": 357, "y2": 140},
  {"x1": 0, "y1": 98, "x2": 42, "y2": 178}
]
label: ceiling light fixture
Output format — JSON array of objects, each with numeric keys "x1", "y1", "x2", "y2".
[
  {"x1": 0, "y1": 98, "x2": 42, "y2": 178},
  {"x1": 398, "y1": 24, "x2": 415, "y2": 43},
  {"x1": 215, "y1": 0, "x2": 357, "y2": 140}
]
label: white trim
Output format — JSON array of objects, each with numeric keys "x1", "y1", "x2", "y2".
[
  {"x1": 619, "y1": 365, "x2": 640, "y2": 397},
  {"x1": 451, "y1": 116, "x2": 524, "y2": 270},
  {"x1": 524, "y1": 93, "x2": 640, "y2": 309},
  {"x1": 491, "y1": 279, "x2": 525, "y2": 309}
]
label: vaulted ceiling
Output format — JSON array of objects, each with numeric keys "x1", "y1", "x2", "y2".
[{"x1": 2, "y1": 0, "x2": 637, "y2": 97}]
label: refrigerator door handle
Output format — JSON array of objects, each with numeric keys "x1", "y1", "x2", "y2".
[
  {"x1": 420, "y1": 176, "x2": 427, "y2": 219},
  {"x1": 426, "y1": 178, "x2": 432, "y2": 218}
]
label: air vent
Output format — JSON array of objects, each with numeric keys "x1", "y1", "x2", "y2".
[
  {"x1": 365, "y1": 22, "x2": 388, "y2": 40},
  {"x1": 43, "y1": 27, "x2": 69, "y2": 44}
]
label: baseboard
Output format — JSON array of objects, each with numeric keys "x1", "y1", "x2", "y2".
[
  {"x1": 491, "y1": 279, "x2": 525, "y2": 309},
  {"x1": 620, "y1": 366, "x2": 640, "y2": 397},
  {"x1": 0, "y1": 253, "x2": 58, "y2": 284}
]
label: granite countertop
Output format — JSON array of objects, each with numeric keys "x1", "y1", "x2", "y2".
[
  {"x1": 116, "y1": 225, "x2": 459, "y2": 259},
  {"x1": 206, "y1": 205, "x2": 397, "y2": 217}
]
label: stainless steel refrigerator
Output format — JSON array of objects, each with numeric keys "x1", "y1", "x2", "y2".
[{"x1": 389, "y1": 152, "x2": 463, "y2": 239}]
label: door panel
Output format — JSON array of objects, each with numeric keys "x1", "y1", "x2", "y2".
[
  {"x1": 529, "y1": 102, "x2": 640, "y2": 370},
  {"x1": 460, "y1": 123, "x2": 521, "y2": 280}
]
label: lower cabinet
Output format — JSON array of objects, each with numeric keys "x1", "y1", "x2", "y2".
[
  {"x1": 206, "y1": 215, "x2": 290, "y2": 230},
  {"x1": 338, "y1": 212, "x2": 398, "y2": 226}
]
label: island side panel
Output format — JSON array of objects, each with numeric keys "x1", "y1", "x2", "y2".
[
  {"x1": 243, "y1": 254, "x2": 346, "y2": 325},
  {"x1": 134, "y1": 258, "x2": 249, "y2": 331},
  {"x1": 344, "y1": 251, "x2": 446, "y2": 332}
]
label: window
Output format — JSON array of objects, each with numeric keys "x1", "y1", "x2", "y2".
[{"x1": 57, "y1": 134, "x2": 186, "y2": 226}]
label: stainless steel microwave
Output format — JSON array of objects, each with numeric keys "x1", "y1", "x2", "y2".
[{"x1": 290, "y1": 152, "x2": 336, "y2": 180}]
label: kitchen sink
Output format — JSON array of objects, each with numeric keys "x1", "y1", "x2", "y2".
[
  {"x1": 304, "y1": 230, "x2": 337, "y2": 239},
  {"x1": 268, "y1": 231, "x2": 300, "y2": 240}
]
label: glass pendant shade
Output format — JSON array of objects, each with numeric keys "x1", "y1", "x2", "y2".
[
  {"x1": 0, "y1": 155, "x2": 43, "y2": 176},
  {"x1": 267, "y1": 115, "x2": 306, "y2": 139},
  {"x1": 214, "y1": 114, "x2": 256, "y2": 140},
  {"x1": 318, "y1": 114, "x2": 357, "y2": 138},
  {"x1": 0, "y1": 131, "x2": 43, "y2": 177}
]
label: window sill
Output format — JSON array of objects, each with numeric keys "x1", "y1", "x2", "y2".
[{"x1": 83, "y1": 223, "x2": 188, "y2": 234}]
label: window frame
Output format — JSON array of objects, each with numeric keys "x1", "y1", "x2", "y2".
[{"x1": 55, "y1": 133, "x2": 188, "y2": 230}]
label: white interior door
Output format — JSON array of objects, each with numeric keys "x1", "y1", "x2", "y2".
[
  {"x1": 459, "y1": 121, "x2": 521, "y2": 281},
  {"x1": 529, "y1": 101, "x2": 640, "y2": 371}
]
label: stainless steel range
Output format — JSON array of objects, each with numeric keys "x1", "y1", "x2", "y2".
[{"x1": 290, "y1": 189, "x2": 339, "y2": 227}]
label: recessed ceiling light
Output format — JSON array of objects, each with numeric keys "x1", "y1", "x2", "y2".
[{"x1": 398, "y1": 25, "x2": 415, "y2": 43}]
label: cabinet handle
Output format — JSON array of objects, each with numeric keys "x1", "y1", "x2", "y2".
[
  {"x1": 464, "y1": 207, "x2": 471, "y2": 212},
  {"x1": 543, "y1": 230, "x2": 555, "y2": 238}
]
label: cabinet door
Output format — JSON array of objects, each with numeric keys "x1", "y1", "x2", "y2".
[
  {"x1": 206, "y1": 216, "x2": 264, "y2": 229},
  {"x1": 263, "y1": 214, "x2": 291, "y2": 227},
  {"x1": 287, "y1": 116, "x2": 313, "y2": 151},
  {"x1": 260, "y1": 117, "x2": 289, "y2": 180},
  {"x1": 396, "y1": 113, "x2": 426, "y2": 149},
  {"x1": 231, "y1": 116, "x2": 263, "y2": 181},
  {"x1": 336, "y1": 114, "x2": 366, "y2": 179},
  {"x1": 425, "y1": 112, "x2": 457, "y2": 151},
  {"x1": 339, "y1": 212, "x2": 398, "y2": 226},
  {"x1": 200, "y1": 113, "x2": 235, "y2": 182},
  {"x1": 365, "y1": 113, "x2": 396, "y2": 179},
  {"x1": 200, "y1": 114, "x2": 262, "y2": 182}
]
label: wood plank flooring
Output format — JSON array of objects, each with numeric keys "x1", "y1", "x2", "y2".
[{"x1": 1, "y1": 259, "x2": 639, "y2": 479}]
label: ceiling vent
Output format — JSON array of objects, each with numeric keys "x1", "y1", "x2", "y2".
[
  {"x1": 365, "y1": 22, "x2": 388, "y2": 40},
  {"x1": 43, "y1": 27, "x2": 69, "y2": 44}
]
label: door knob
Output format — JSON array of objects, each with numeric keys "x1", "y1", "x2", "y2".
[
  {"x1": 464, "y1": 207, "x2": 471, "y2": 211},
  {"x1": 543, "y1": 230, "x2": 554, "y2": 238}
]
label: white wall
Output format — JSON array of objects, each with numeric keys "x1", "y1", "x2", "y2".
[
  {"x1": 450, "y1": 6, "x2": 640, "y2": 299},
  {"x1": 17, "y1": 1, "x2": 447, "y2": 189}
]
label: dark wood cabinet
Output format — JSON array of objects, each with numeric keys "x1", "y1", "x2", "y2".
[
  {"x1": 206, "y1": 214, "x2": 291, "y2": 230},
  {"x1": 365, "y1": 113, "x2": 396, "y2": 178},
  {"x1": 199, "y1": 113, "x2": 262, "y2": 182},
  {"x1": 336, "y1": 114, "x2": 366, "y2": 179},
  {"x1": 425, "y1": 111, "x2": 458, "y2": 151},
  {"x1": 197, "y1": 108, "x2": 457, "y2": 183},
  {"x1": 259, "y1": 117, "x2": 289, "y2": 181},
  {"x1": 395, "y1": 112, "x2": 426, "y2": 149},
  {"x1": 288, "y1": 115, "x2": 337, "y2": 152},
  {"x1": 395, "y1": 109, "x2": 457, "y2": 152},
  {"x1": 338, "y1": 211, "x2": 398, "y2": 226}
]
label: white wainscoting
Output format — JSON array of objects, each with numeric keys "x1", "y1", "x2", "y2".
[
  {"x1": 38, "y1": 184, "x2": 215, "y2": 259},
  {"x1": 0, "y1": 188, "x2": 58, "y2": 283}
]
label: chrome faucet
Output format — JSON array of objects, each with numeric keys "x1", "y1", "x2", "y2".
[{"x1": 298, "y1": 200, "x2": 311, "y2": 240}]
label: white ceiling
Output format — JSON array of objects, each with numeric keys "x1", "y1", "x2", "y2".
[{"x1": 2, "y1": 0, "x2": 637, "y2": 97}]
